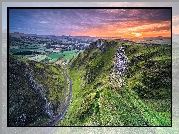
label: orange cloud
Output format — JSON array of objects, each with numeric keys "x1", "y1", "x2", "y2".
[{"x1": 72, "y1": 20, "x2": 171, "y2": 38}]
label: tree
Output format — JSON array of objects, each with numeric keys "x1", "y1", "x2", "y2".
[{"x1": 46, "y1": 43, "x2": 51, "y2": 49}]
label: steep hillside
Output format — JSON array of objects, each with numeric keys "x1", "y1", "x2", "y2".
[
  {"x1": 9, "y1": 55, "x2": 65, "y2": 126},
  {"x1": 59, "y1": 39, "x2": 171, "y2": 126}
]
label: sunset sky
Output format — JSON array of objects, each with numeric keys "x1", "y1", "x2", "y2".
[{"x1": 9, "y1": 8, "x2": 171, "y2": 39}]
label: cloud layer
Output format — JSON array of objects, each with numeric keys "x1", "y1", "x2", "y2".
[{"x1": 9, "y1": 8, "x2": 171, "y2": 38}]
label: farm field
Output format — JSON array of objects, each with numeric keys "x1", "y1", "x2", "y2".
[{"x1": 10, "y1": 44, "x2": 83, "y2": 63}]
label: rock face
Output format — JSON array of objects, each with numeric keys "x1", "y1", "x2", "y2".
[
  {"x1": 24, "y1": 62, "x2": 54, "y2": 119},
  {"x1": 9, "y1": 56, "x2": 54, "y2": 126},
  {"x1": 110, "y1": 46, "x2": 128, "y2": 87},
  {"x1": 86, "y1": 39, "x2": 105, "y2": 53},
  {"x1": 114, "y1": 47, "x2": 128, "y2": 75},
  {"x1": 97, "y1": 39, "x2": 106, "y2": 54}
]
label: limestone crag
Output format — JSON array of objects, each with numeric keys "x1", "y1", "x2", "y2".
[
  {"x1": 110, "y1": 46, "x2": 128, "y2": 87},
  {"x1": 24, "y1": 62, "x2": 54, "y2": 119},
  {"x1": 114, "y1": 47, "x2": 128, "y2": 75},
  {"x1": 9, "y1": 57, "x2": 54, "y2": 126}
]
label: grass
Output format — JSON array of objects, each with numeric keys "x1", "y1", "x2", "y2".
[
  {"x1": 59, "y1": 68, "x2": 85, "y2": 125},
  {"x1": 46, "y1": 50, "x2": 79, "y2": 63},
  {"x1": 35, "y1": 55, "x2": 50, "y2": 62},
  {"x1": 46, "y1": 52, "x2": 64, "y2": 62},
  {"x1": 62, "y1": 50, "x2": 82, "y2": 60},
  {"x1": 9, "y1": 39, "x2": 171, "y2": 126},
  {"x1": 58, "y1": 39, "x2": 171, "y2": 126},
  {"x1": 63, "y1": 54, "x2": 75, "y2": 60}
]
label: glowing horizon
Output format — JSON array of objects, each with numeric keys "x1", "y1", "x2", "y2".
[{"x1": 9, "y1": 8, "x2": 171, "y2": 39}]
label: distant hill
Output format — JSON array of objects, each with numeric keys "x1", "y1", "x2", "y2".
[{"x1": 9, "y1": 32, "x2": 95, "y2": 39}]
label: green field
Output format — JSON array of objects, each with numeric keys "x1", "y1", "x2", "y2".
[
  {"x1": 46, "y1": 52, "x2": 63, "y2": 63},
  {"x1": 35, "y1": 55, "x2": 51, "y2": 62},
  {"x1": 10, "y1": 49, "x2": 32, "y2": 54},
  {"x1": 46, "y1": 50, "x2": 80, "y2": 63},
  {"x1": 63, "y1": 50, "x2": 83, "y2": 60},
  {"x1": 10, "y1": 44, "x2": 82, "y2": 63}
]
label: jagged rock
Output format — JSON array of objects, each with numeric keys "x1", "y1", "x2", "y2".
[
  {"x1": 114, "y1": 47, "x2": 128, "y2": 74},
  {"x1": 110, "y1": 46, "x2": 128, "y2": 87}
]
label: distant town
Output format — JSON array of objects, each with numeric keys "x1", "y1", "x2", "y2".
[
  {"x1": 9, "y1": 32, "x2": 171, "y2": 64},
  {"x1": 9, "y1": 32, "x2": 100, "y2": 63},
  {"x1": 9, "y1": 32, "x2": 99, "y2": 53}
]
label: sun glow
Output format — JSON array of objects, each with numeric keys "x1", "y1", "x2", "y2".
[{"x1": 132, "y1": 32, "x2": 142, "y2": 38}]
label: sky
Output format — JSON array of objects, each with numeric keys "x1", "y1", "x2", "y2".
[
  {"x1": 9, "y1": 8, "x2": 171, "y2": 39},
  {"x1": 2, "y1": 2, "x2": 179, "y2": 134}
]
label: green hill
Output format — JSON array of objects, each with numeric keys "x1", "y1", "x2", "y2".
[
  {"x1": 9, "y1": 55, "x2": 65, "y2": 126},
  {"x1": 59, "y1": 39, "x2": 171, "y2": 126}
]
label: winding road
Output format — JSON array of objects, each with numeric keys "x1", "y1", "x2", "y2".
[{"x1": 47, "y1": 69, "x2": 72, "y2": 126}]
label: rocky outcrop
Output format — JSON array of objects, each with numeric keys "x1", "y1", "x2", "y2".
[
  {"x1": 9, "y1": 57, "x2": 54, "y2": 126},
  {"x1": 24, "y1": 62, "x2": 54, "y2": 119},
  {"x1": 114, "y1": 47, "x2": 128, "y2": 75},
  {"x1": 86, "y1": 39, "x2": 105, "y2": 54},
  {"x1": 110, "y1": 46, "x2": 128, "y2": 87}
]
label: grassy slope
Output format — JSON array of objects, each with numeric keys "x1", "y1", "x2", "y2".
[
  {"x1": 46, "y1": 52, "x2": 64, "y2": 62},
  {"x1": 59, "y1": 39, "x2": 171, "y2": 126},
  {"x1": 9, "y1": 55, "x2": 65, "y2": 126}
]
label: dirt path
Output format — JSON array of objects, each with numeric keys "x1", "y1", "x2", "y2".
[{"x1": 47, "y1": 69, "x2": 72, "y2": 126}]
